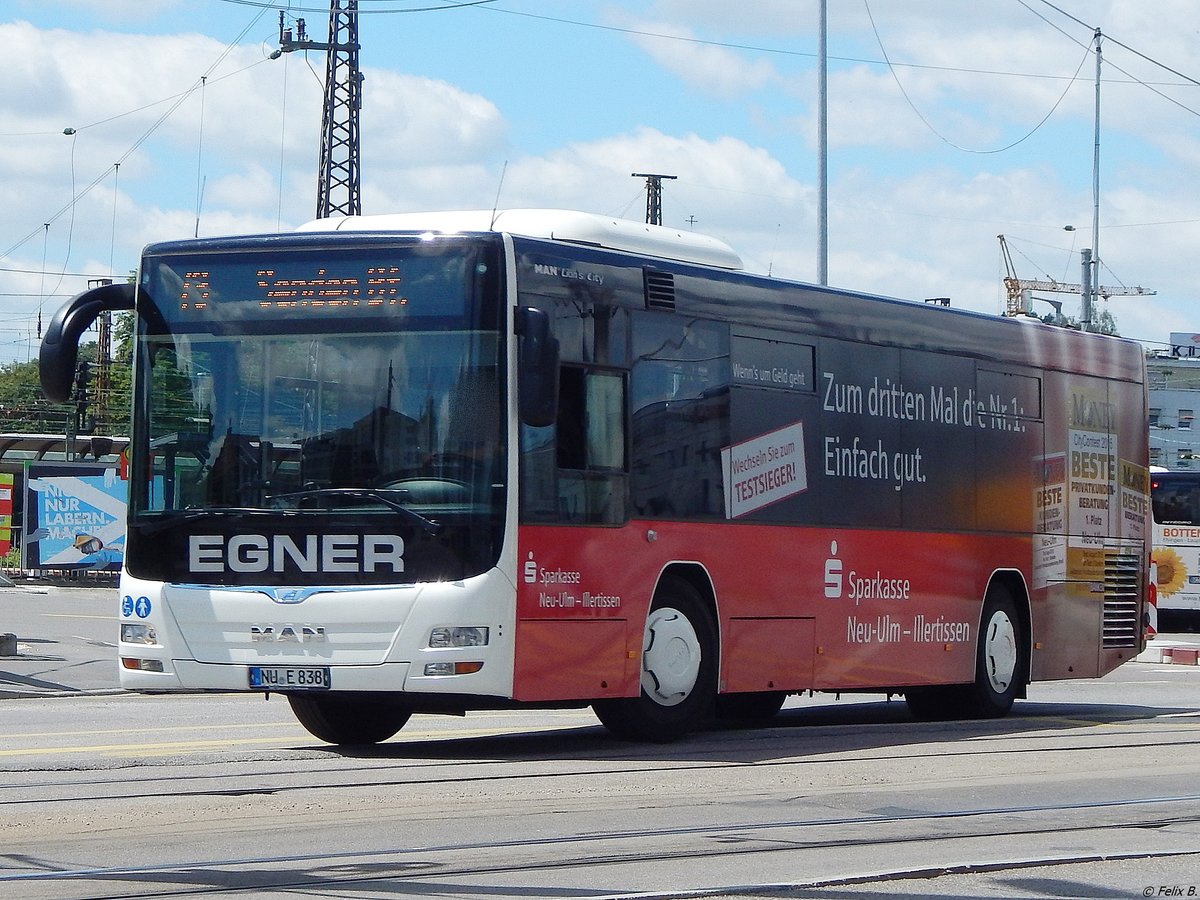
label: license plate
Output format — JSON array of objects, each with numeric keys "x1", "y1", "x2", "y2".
[{"x1": 248, "y1": 666, "x2": 331, "y2": 690}]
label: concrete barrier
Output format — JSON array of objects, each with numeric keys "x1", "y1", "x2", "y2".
[{"x1": 1163, "y1": 647, "x2": 1199, "y2": 665}]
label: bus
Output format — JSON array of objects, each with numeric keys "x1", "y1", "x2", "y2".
[
  {"x1": 1150, "y1": 469, "x2": 1200, "y2": 628},
  {"x1": 40, "y1": 209, "x2": 1151, "y2": 744}
]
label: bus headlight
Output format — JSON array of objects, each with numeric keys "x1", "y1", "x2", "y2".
[
  {"x1": 428, "y1": 626, "x2": 488, "y2": 648},
  {"x1": 121, "y1": 623, "x2": 158, "y2": 645}
]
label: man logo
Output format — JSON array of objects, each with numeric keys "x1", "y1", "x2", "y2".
[{"x1": 250, "y1": 625, "x2": 327, "y2": 643}]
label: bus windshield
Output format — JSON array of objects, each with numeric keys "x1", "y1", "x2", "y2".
[{"x1": 127, "y1": 236, "x2": 506, "y2": 585}]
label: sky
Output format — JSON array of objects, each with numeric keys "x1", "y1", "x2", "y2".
[{"x1": 1, "y1": 0, "x2": 1198, "y2": 366}]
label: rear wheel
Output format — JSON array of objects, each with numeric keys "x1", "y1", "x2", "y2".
[
  {"x1": 906, "y1": 587, "x2": 1026, "y2": 721},
  {"x1": 287, "y1": 693, "x2": 412, "y2": 745},
  {"x1": 593, "y1": 576, "x2": 717, "y2": 742},
  {"x1": 961, "y1": 588, "x2": 1024, "y2": 718}
]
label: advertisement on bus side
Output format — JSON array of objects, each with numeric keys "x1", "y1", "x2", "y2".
[{"x1": 1153, "y1": 523, "x2": 1200, "y2": 613}]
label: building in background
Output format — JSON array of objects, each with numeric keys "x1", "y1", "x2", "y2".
[{"x1": 1148, "y1": 333, "x2": 1200, "y2": 470}]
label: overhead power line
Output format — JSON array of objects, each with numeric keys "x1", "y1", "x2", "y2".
[
  {"x1": 1023, "y1": 0, "x2": 1200, "y2": 118},
  {"x1": 0, "y1": 8, "x2": 270, "y2": 265},
  {"x1": 863, "y1": 0, "x2": 1094, "y2": 154}
]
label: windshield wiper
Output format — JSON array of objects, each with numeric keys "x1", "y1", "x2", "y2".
[
  {"x1": 268, "y1": 488, "x2": 443, "y2": 536},
  {"x1": 136, "y1": 507, "x2": 284, "y2": 535}
]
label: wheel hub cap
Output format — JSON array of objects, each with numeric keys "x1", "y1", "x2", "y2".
[
  {"x1": 641, "y1": 607, "x2": 701, "y2": 707},
  {"x1": 984, "y1": 611, "x2": 1018, "y2": 693}
]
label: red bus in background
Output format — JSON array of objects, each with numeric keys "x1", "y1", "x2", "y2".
[{"x1": 40, "y1": 209, "x2": 1150, "y2": 744}]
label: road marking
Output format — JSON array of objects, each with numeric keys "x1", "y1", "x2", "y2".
[
  {"x1": 15, "y1": 721, "x2": 299, "y2": 739},
  {"x1": 1, "y1": 721, "x2": 596, "y2": 758},
  {"x1": 0, "y1": 737, "x2": 301, "y2": 758}
]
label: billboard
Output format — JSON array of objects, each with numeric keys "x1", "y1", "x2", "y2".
[
  {"x1": 0, "y1": 473, "x2": 12, "y2": 557},
  {"x1": 1169, "y1": 333, "x2": 1200, "y2": 358},
  {"x1": 22, "y1": 462, "x2": 127, "y2": 571}
]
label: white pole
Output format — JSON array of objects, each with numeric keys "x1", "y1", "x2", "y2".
[
  {"x1": 817, "y1": 0, "x2": 828, "y2": 285},
  {"x1": 1088, "y1": 27, "x2": 1102, "y2": 331}
]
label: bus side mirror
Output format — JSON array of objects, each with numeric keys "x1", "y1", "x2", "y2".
[
  {"x1": 39, "y1": 281, "x2": 135, "y2": 403},
  {"x1": 514, "y1": 306, "x2": 560, "y2": 428}
]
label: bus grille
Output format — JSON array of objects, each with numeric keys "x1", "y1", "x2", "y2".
[{"x1": 1102, "y1": 551, "x2": 1141, "y2": 649}]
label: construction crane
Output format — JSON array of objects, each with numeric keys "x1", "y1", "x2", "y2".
[
  {"x1": 998, "y1": 234, "x2": 1153, "y2": 325},
  {"x1": 275, "y1": 1, "x2": 362, "y2": 218}
]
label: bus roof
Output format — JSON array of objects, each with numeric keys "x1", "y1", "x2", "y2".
[{"x1": 296, "y1": 209, "x2": 745, "y2": 271}]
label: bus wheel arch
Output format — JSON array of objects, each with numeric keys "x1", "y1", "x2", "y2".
[
  {"x1": 962, "y1": 574, "x2": 1030, "y2": 718},
  {"x1": 592, "y1": 564, "x2": 719, "y2": 742},
  {"x1": 906, "y1": 573, "x2": 1030, "y2": 721},
  {"x1": 984, "y1": 570, "x2": 1031, "y2": 698}
]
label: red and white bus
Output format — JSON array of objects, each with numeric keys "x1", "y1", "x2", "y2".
[
  {"x1": 40, "y1": 209, "x2": 1151, "y2": 743},
  {"x1": 1150, "y1": 469, "x2": 1200, "y2": 628}
]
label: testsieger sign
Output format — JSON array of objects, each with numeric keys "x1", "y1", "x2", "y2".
[{"x1": 721, "y1": 422, "x2": 808, "y2": 518}]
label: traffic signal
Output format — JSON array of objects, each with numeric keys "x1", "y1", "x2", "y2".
[
  {"x1": 74, "y1": 361, "x2": 94, "y2": 434},
  {"x1": 74, "y1": 361, "x2": 91, "y2": 402}
]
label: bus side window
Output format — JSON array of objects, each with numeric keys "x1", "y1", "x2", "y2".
[
  {"x1": 629, "y1": 314, "x2": 729, "y2": 519},
  {"x1": 555, "y1": 366, "x2": 627, "y2": 524}
]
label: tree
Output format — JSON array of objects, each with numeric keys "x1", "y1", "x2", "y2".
[
  {"x1": 0, "y1": 357, "x2": 65, "y2": 433},
  {"x1": 0, "y1": 326, "x2": 135, "y2": 436},
  {"x1": 1039, "y1": 306, "x2": 1120, "y2": 336}
]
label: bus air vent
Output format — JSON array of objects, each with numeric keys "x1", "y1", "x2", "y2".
[
  {"x1": 1101, "y1": 550, "x2": 1141, "y2": 649},
  {"x1": 644, "y1": 269, "x2": 676, "y2": 311}
]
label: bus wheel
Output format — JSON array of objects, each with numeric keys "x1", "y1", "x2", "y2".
[
  {"x1": 716, "y1": 691, "x2": 787, "y2": 722},
  {"x1": 287, "y1": 693, "x2": 412, "y2": 745},
  {"x1": 904, "y1": 686, "x2": 953, "y2": 721},
  {"x1": 961, "y1": 588, "x2": 1024, "y2": 718},
  {"x1": 592, "y1": 577, "x2": 717, "y2": 742},
  {"x1": 906, "y1": 588, "x2": 1025, "y2": 721}
]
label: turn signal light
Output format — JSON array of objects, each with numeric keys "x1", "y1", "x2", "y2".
[
  {"x1": 121, "y1": 657, "x2": 164, "y2": 672},
  {"x1": 423, "y1": 661, "x2": 484, "y2": 676}
]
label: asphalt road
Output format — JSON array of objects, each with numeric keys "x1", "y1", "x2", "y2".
[
  {"x1": 3, "y1": 664, "x2": 1199, "y2": 899},
  {"x1": 3, "y1": 580, "x2": 1200, "y2": 898}
]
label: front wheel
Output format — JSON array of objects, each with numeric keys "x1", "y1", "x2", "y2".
[
  {"x1": 287, "y1": 693, "x2": 412, "y2": 745},
  {"x1": 592, "y1": 576, "x2": 717, "y2": 742}
]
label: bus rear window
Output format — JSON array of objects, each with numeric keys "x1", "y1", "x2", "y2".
[{"x1": 1151, "y1": 475, "x2": 1200, "y2": 525}]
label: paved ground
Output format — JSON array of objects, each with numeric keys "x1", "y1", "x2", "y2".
[
  {"x1": 0, "y1": 578, "x2": 122, "y2": 699},
  {"x1": 2, "y1": 577, "x2": 1199, "y2": 700}
]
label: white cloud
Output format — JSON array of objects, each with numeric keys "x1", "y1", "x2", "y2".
[
  {"x1": 19, "y1": 0, "x2": 182, "y2": 20},
  {"x1": 363, "y1": 71, "x2": 507, "y2": 167},
  {"x1": 1, "y1": 2, "x2": 1195, "y2": 368},
  {"x1": 618, "y1": 18, "x2": 779, "y2": 99},
  {"x1": 0, "y1": 18, "x2": 510, "y2": 359}
]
